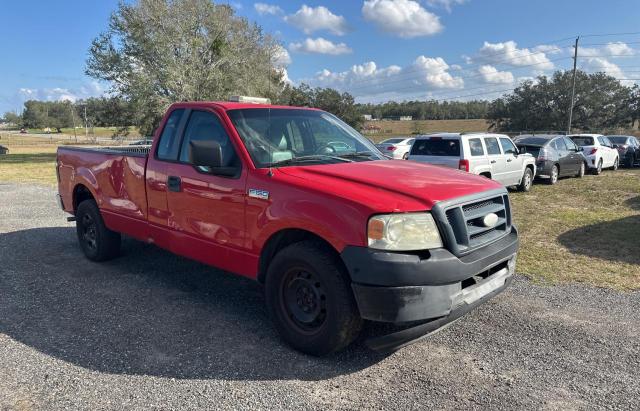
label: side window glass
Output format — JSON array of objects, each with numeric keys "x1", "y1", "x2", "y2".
[
  {"x1": 179, "y1": 110, "x2": 238, "y2": 167},
  {"x1": 485, "y1": 137, "x2": 502, "y2": 155},
  {"x1": 499, "y1": 138, "x2": 518, "y2": 155},
  {"x1": 603, "y1": 137, "x2": 612, "y2": 147},
  {"x1": 563, "y1": 137, "x2": 577, "y2": 151},
  {"x1": 156, "y1": 109, "x2": 185, "y2": 161},
  {"x1": 597, "y1": 136, "x2": 606, "y2": 146},
  {"x1": 555, "y1": 138, "x2": 568, "y2": 151},
  {"x1": 468, "y1": 138, "x2": 485, "y2": 156}
]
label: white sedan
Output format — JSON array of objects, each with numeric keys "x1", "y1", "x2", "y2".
[
  {"x1": 568, "y1": 134, "x2": 619, "y2": 174},
  {"x1": 375, "y1": 137, "x2": 415, "y2": 160}
]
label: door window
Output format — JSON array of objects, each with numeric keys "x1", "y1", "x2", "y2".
[
  {"x1": 156, "y1": 109, "x2": 185, "y2": 161},
  {"x1": 499, "y1": 138, "x2": 518, "y2": 155},
  {"x1": 484, "y1": 137, "x2": 502, "y2": 155},
  {"x1": 601, "y1": 137, "x2": 613, "y2": 148},
  {"x1": 554, "y1": 138, "x2": 568, "y2": 152},
  {"x1": 563, "y1": 137, "x2": 578, "y2": 151},
  {"x1": 179, "y1": 110, "x2": 238, "y2": 167},
  {"x1": 468, "y1": 138, "x2": 485, "y2": 156}
]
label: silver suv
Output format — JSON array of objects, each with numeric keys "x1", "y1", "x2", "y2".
[{"x1": 408, "y1": 133, "x2": 537, "y2": 191}]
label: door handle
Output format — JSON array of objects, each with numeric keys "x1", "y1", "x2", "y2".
[
  {"x1": 167, "y1": 176, "x2": 182, "y2": 192},
  {"x1": 490, "y1": 160, "x2": 496, "y2": 164},
  {"x1": 506, "y1": 159, "x2": 513, "y2": 162}
]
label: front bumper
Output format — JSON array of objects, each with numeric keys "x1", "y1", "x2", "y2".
[{"x1": 341, "y1": 227, "x2": 518, "y2": 350}]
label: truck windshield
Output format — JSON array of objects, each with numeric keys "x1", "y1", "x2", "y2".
[{"x1": 227, "y1": 108, "x2": 384, "y2": 168}]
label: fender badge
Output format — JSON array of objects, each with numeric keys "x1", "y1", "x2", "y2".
[
  {"x1": 483, "y1": 213, "x2": 499, "y2": 228},
  {"x1": 248, "y1": 189, "x2": 269, "y2": 200}
]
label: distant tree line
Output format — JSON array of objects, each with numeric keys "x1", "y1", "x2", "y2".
[
  {"x1": 356, "y1": 100, "x2": 490, "y2": 121},
  {"x1": 2, "y1": 97, "x2": 136, "y2": 134},
  {"x1": 487, "y1": 70, "x2": 640, "y2": 132}
]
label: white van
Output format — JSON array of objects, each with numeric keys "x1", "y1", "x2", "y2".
[{"x1": 408, "y1": 133, "x2": 536, "y2": 191}]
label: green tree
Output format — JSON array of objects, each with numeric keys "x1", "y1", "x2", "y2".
[
  {"x1": 2, "y1": 111, "x2": 22, "y2": 127},
  {"x1": 86, "y1": 0, "x2": 285, "y2": 135}
]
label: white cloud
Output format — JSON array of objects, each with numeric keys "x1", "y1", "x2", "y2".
[
  {"x1": 426, "y1": 0, "x2": 467, "y2": 12},
  {"x1": 362, "y1": 0, "x2": 443, "y2": 38},
  {"x1": 272, "y1": 46, "x2": 291, "y2": 68},
  {"x1": 604, "y1": 42, "x2": 635, "y2": 56},
  {"x1": 478, "y1": 65, "x2": 514, "y2": 84},
  {"x1": 478, "y1": 41, "x2": 554, "y2": 70},
  {"x1": 284, "y1": 5, "x2": 349, "y2": 36},
  {"x1": 289, "y1": 38, "x2": 352, "y2": 55},
  {"x1": 254, "y1": 3, "x2": 282, "y2": 15},
  {"x1": 533, "y1": 44, "x2": 563, "y2": 55},
  {"x1": 18, "y1": 82, "x2": 105, "y2": 103},
  {"x1": 582, "y1": 58, "x2": 625, "y2": 79},
  {"x1": 310, "y1": 55, "x2": 463, "y2": 101}
]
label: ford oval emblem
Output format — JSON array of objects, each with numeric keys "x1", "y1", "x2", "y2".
[{"x1": 483, "y1": 213, "x2": 499, "y2": 228}]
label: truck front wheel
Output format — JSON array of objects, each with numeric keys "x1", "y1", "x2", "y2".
[
  {"x1": 75, "y1": 200, "x2": 121, "y2": 262},
  {"x1": 265, "y1": 241, "x2": 362, "y2": 355}
]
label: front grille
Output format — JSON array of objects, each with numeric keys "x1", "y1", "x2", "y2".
[{"x1": 442, "y1": 193, "x2": 511, "y2": 254}]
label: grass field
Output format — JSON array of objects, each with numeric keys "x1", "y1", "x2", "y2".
[
  {"x1": 0, "y1": 135, "x2": 638, "y2": 290},
  {"x1": 364, "y1": 119, "x2": 489, "y2": 142}
]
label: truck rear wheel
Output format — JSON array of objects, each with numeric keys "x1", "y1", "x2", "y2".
[
  {"x1": 265, "y1": 240, "x2": 362, "y2": 356},
  {"x1": 75, "y1": 200, "x2": 121, "y2": 262},
  {"x1": 518, "y1": 168, "x2": 533, "y2": 192}
]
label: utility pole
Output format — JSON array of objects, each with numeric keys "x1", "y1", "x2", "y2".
[
  {"x1": 84, "y1": 105, "x2": 88, "y2": 140},
  {"x1": 71, "y1": 105, "x2": 77, "y2": 143},
  {"x1": 567, "y1": 37, "x2": 579, "y2": 133}
]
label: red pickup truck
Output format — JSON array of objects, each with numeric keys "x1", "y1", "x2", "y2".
[{"x1": 56, "y1": 99, "x2": 518, "y2": 355}]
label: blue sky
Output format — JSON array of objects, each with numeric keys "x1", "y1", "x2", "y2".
[{"x1": 1, "y1": 0, "x2": 640, "y2": 113}]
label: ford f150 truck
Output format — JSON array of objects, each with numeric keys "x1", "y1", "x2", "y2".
[{"x1": 56, "y1": 99, "x2": 518, "y2": 355}]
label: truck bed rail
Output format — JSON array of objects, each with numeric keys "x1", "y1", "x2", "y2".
[{"x1": 58, "y1": 145, "x2": 151, "y2": 158}]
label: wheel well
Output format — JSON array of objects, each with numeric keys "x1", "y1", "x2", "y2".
[
  {"x1": 257, "y1": 229, "x2": 338, "y2": 284},
  {"x1": 480, "y1": 172, "x2": 491, "y2": 179},
  {"x1": 526, "y1": 164, "x2": 535, "y2": 174},
  {"x1": 73, "y1": 184, "x2": 95, "y2": 213}
]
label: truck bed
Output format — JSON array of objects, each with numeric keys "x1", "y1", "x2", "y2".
[{"x1": 57, "y1": 145, "x2": 151, "y2": 226}]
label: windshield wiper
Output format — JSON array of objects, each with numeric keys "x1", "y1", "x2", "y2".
[
  {"x1": 336, "y1": 151, "x2": 379, "y2": 160},
  {"x1": 270, "y1": 155, "x2": 353, "y2": 168}
]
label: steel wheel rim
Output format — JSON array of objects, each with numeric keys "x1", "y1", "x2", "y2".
[
  {"x1": 598, "y1": 160, "x2": 602, "y2": 173},
  {"x1": 81, "y1": 214, "x2": 97, "y2": 251},
  {"x1": 524, "y1": 172, "x2": 531, "y2": 189},
  {"x1": 580, "y1": 163, "x2": 585, "y2": 176},
  {"x1": 551, "y1": 167, "x2": 558, "y2": 183},
  {"x1": 280, "y1": 267, "x2": 327, "y2": 334}
]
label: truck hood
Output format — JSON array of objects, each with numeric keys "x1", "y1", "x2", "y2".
[{"x1": 277, "y1": 160, "x2": 503, "y2": 212}]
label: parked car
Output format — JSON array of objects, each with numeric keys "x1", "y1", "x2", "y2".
[
  {"x1": 568, "y1": 134, "x2": 619, "y2": 174},
  {"x1": 408, "y1": 133, "x2": 536, "y2": 192},
  {"x1": 57, "y1": 99, "x2": 518, "y2": 355},
  {"x1": 0, "y1": 145, "x2": 8, "y2": 155},
  {"x1": 129, "y1": 138, "x2": 154, "y2": 146},
  {"x1": 375, "y1": 137, "x2": 415, "y2": 159},
  {"x1": 606, "y1": 135, "x2": 640, "y2": 168},
  {"x1": 514, "y1": 135, "x2": 585, "y2": 184}
]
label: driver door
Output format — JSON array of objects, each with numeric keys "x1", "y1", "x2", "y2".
[{"x1": 165, "y1": 109, "x2": 250, "y2": 276}]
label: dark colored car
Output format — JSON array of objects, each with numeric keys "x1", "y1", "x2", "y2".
[
  {"x1": 606, "y1": 135, "x2": 640, "y2": 167},
  {"x1": 514, "y1": 134, "x2": 585, "y2": 184},
  {"x1": 0, "y1": 145, "x2": 8, "y2": 155}
]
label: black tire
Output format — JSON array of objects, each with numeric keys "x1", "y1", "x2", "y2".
[
  {"x1": 612, "y1": 157, "x2": 619, "y2": 171},
  {"x1": 576, "y1": 161, "x2": 585, "y2": 178},
  {"x1": 518, "y1": 167, "x2": 533, "y2": 192},
  {"x1": 265, "y1": 240, "x2": 362, "y2": 356},
  {"x1": 548, "y1": 165, "x2": 559, "y2": 185},
  {"x1": 75, "y1": 200, "x2": 121, "y2": 262},
  {"x1": 402, "y1": 152, "x2": 409, "y2": 160},
  {"x1": 593, "y1": 159, "x2": 603, "y2": 175}
]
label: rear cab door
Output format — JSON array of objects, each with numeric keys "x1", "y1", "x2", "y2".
[
  {"x1": 464, "y1": 137, "x2": 490, "y2": 175},
  {"x1": 408, "y1": 136, "x2": 461, "y2": 169},
  {"x1": 552, "y1": 137, "x2": 571, "y2": 176}
]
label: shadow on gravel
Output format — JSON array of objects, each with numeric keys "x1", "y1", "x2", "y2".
[
  {"x1": 0, "y1": 227, "x2": 387, "y2": 381},
  {"x1": 625, "y1": 195, "x2": 640, "y2": 211},
  {"x1": 558, "y1": 215, "x2": 640, "y2": 265}
]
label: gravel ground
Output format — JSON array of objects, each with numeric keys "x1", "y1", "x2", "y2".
[{"x1": 1, "y1": 183, "x2": 638, "y2": 410}]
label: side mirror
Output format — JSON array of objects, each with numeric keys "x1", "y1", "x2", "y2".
[
  {"x1": 190, "y1": 140, "x2": 222, "y2": 167},
  {"x1": 612, "y1": 144, "x2": 619, "y2": 149},
  {"x1": 578, "y1": 147, "x2": 584, "y2": 152},
  {"x1": 189, "y1": 140, "x2": 240, "y2": 177}
]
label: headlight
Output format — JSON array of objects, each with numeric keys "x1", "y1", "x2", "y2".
[{"x1": 367, "y1": 212, "x2": 443, "y2": 251}]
